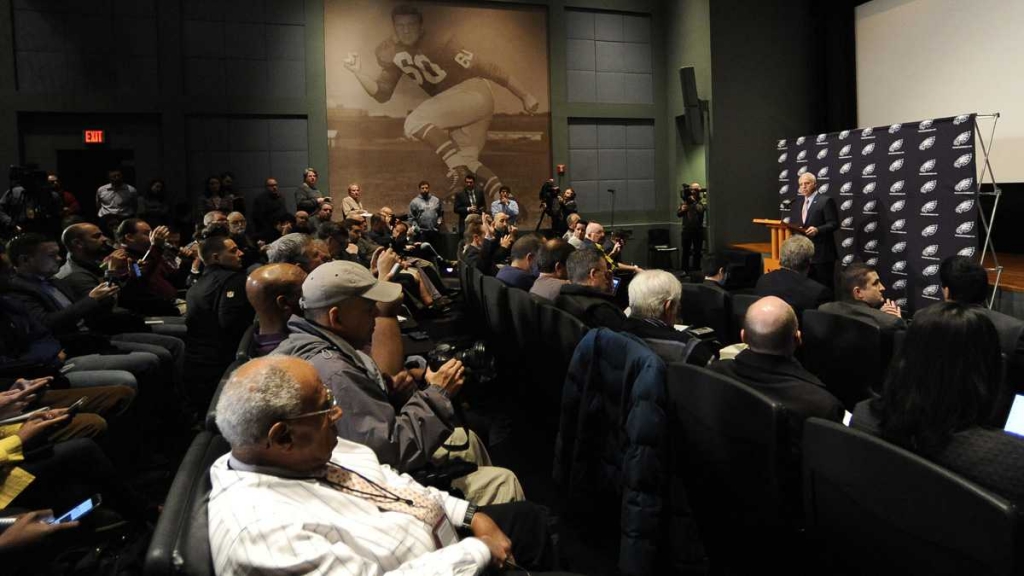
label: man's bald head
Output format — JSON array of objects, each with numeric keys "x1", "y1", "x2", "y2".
[
  {"x1": 742, "y1": 296, "x2": 800, "y2": 356},
  {"x1": 246, "y1": 263, "x2": 308, "y2": 318},
  {"x1": 62, "y1": 222, "x2": 109, "y2": 260},
  {"x1": 585, "y1": 222, "x2": 605, "y2": 244}
]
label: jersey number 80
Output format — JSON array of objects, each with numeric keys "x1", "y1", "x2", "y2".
[{"x1": 394, "y1": 49, "x2": 473, "y2": 86}]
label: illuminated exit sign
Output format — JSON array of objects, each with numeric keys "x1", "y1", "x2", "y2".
[{"x1": 84, "y1": 130, "x2": 105, "y2": 144}]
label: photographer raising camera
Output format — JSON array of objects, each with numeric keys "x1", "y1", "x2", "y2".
[{"x1": 677, "y1": 182, "x2": 706, "y2": 271}]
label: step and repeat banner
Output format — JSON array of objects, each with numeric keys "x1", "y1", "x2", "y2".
[{"x1": 776, "y1": 114, "x2": 980, "y2": 311}]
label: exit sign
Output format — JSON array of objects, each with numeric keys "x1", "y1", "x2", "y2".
[{"x1": 84, "y1": 130, "x2": 105, "y2": 144}]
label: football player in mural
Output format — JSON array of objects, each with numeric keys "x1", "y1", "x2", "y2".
[{"x1": 343, "y1": 4, "x2": 540, "y2": 201}]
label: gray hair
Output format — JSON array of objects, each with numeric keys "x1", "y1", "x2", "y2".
[
  {"x1": 780, "y1": 235, "x2": 814, "y2": 271},
  {"x1": 798, "y1": 172, "x2": 817, "y2": 184},
  {"x1": 267, "y1": 233, "x2": 314, "y2": 266},
  {"x1": 215, "y1": 361, "x2": 304, "y2": 448},
  {"x1": 203, "y1": 210, "x2": 226, "y2": 226},
  {"x1": 628, "y1": 269, "x2": 682, "y2": 320},
  {"x1": 566, "y1": 248, "x2": 605, "y2": 284}
]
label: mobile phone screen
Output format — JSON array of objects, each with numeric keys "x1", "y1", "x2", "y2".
[{"x1": 50, "y1": 496, "x2": 99, "y2": 524}]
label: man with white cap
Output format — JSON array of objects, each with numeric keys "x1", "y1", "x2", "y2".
[{"x1": 273, "y1": 260, "x2": 524, "y2": 504}]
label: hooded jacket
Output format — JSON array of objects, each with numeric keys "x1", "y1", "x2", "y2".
[{"x1": 272, "y1": 316, "x2": 457, "y2": 471}]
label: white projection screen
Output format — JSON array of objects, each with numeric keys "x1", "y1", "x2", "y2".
[{"x1": 856, "y1": 0, "x2": 1024, "y2": 182}]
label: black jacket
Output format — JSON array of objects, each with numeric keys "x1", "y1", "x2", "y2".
[
  {"x1": 973, "y1": 305, "x2": 1024, "y2": 357},
  {"x1": 453, "y1": 186, "x2": 486, "y2": 231},
  {"x1": 713, "y1": 349, "x2": 844, "y2": 460},
  {"x1": 4, "y1": 272, "x2": 102, "y2": 338},
  {"x1": 554, "y1": 283, "x2": 626, "y2": 330},
  {"x1": 252, "y1": 190, "x2": 288, "y2": 242},
  {"x1": 795, "y1": 193, "x2": 838, "y2": 264},
  {"x1": 755, "y1": 268, "x2": 832, "y2": 317},
  {"x1": 184, "y1": 265, "x2": 253, "y2": 369}
]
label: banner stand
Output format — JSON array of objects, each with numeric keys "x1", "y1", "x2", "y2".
[{"x1": 974, "y1": 113, "x2": 1002, "y2": 308}]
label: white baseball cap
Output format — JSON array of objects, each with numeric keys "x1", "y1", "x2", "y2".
[{"x1": 300, "y1": 261, "x2": 402, "y2": 309}]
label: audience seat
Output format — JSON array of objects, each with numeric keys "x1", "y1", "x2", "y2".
[
  {"x1": 646, "y1": 228, "x2": 678, "y2": 270},
  {"x1": 144, "y1": 431, "x2": 229, "y2": 576},
  {"x1": 800, "y1": 310, "x2": 882, "y2": 410},
  {"x1": 680, "y1": 283, "x2": 731, "y2": 342},
  {"x1": 480, "y1": 275, "x2": 511, "y2": 337},
  {"x1": 506, "y1": 286, "x2": 540, "y2": 354},
  {"x1": 205, "y1": 359, "x2": 246, "y2": 434},
  {"x1": 665, "y1": 362, "x2": 799, "y2": 572},
  {"x1": 729, "y1": 293, "x2": 760, "y2": 344},
  {"x1": 802, "y1": 418, "x2": 1021, "y2": 576},
  {"x1": 235, "y1": 323, "x2": 255, "y2": 361}
]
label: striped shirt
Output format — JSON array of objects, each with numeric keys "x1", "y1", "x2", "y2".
[{"x1": 209, "y1": 438, "x2": 490, "y2": 575}]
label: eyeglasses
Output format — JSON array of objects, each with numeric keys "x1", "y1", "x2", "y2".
[{"x1": 282, "y1": 386, "x2": 339, "y2": 422}]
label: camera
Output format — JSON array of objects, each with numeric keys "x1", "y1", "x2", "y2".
[{"x1": 427, "y1": 340, "x2": 495, "y2": 385}]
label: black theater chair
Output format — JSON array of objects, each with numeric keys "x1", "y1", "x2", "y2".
[
  {"x1": 480, "y1": 275, "x2": 510, "y2": 337},
  {"x1": 666, "y1": 362, "x2": 800, "y2": 572},
  {"x1": 730, "y1": 293, "x2": 760, "y2": 344},
  {"x1": 235, "y1": 323, "x2": 255, "y2": 361},
  {"x1": 680, "y1": 283, "x2": 731, "y2": 341},
  {"x1": 800, "y1": 310, "x2": 883, "y2": 410},
  {"x1": 144, "y1": 431, "x2": 230, "y2": 576},
  {"x1": 205, "y1": 358, "x2": 246, "y2": 434},
  {"x1": 507, "y1": 285, "x2": 540, "y2": 354},
  {"x1": 802, "y1": 418, "x2": 1021, "y2": 576}
]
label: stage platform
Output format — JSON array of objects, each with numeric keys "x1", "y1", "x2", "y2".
[{"x1": 729, "y1": 242, "x2": 1024, "y2": 294}]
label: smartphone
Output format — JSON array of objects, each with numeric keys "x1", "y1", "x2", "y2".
[
  {"x1": 130, "y1": 262, "x2": 142, "y2": 278},
  {"x1": 64, "y1": 396, "x2": 88, "y2": 418},
  {"x1": 48, "y1": 494, "x2": 101, "y2": 524},
  {"x1": 611, "y1": 277, "x2": 621, "y2": 295},
  {"x1": 1005, "y1": 394, "x2": 1024, "y2": 436}
]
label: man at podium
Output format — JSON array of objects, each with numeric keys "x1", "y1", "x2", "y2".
[{"x1": 794, "y1": 172, "x2": 837, "y2": 288}]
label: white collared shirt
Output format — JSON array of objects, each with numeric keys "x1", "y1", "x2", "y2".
[{"x1": 209, "y1": 438, "x2": 489, "y2": 575}]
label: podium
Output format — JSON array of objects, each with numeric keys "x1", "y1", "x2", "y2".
[{"x1": 752, "y1": 219, "x2": 796, "y2": 273}]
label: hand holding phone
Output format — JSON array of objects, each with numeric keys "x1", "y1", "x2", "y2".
[{"x1": 48, "y1": 495, "x2": 101, "y2": 525}]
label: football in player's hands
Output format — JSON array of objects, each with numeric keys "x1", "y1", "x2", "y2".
[
  {"x1": 343, "y1": 53, "x2": 360, "y2": 71},
  {"x1": 522, "y1": 93, "x2": 539, "y2": 114}
]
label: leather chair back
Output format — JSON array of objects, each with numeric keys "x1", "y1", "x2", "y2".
[
  {"x1": 729, "y1": 293, "x2": 760, "y2": 344},
  {"x1": 145, "y1": 432, "x2": 230, "y2": 576},
  {"x1": 481, "y1": 275, "x2": 510, "y2": 336},
  {"x1": 680, "y1": 283, "x2": 731, "y2": 342},
  {"x1": 803, "y1": 418, "x2": 1020, "y2": 575},
  {"x1": 801, "y1": 310, "x2": 882, "y2": 410}
]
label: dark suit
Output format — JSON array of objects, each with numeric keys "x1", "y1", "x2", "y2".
[
  {"x1": 453, "y1": 186, "x2": 486, "y2": 235},
  {"x1": 973, "y1": 306, "x2": 1024, "y2": 357},
  {"x1": 755, "y1": 268, "x2": 832, "y2": 318},
  {"x1": 713, "y1": 349, "x2": 845, "y2": 460},
  {"x1": 819, "y1": 300, "x2": 906, "y2": 336},
  {"x1": 795, "y1": 192, "x2": 838, "y2": 287},
  {"x1": 554, "y1": 284, "x2": 626, "y2": 330}
]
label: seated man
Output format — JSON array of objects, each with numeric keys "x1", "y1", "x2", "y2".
[
  {"x1": 530, "y1": 238, "x2": 574, "y2": 302},
  {"x1": 755, "y1": 235, "x2": 832, "y2": 318},
  {"x1": 273, "y1": 261, "x2": 523, "y2": 505},
  {"x1": 226, "y1": 211, "x2": 262, "y2": 270},
  {"x1": 702, "y1": 252, "x2": 730, "y2": 293},
  {"x1": 460, "y1": 221, "x2": 511, "y2": 277},
  {"x1": 712, "y1": 296, "x2": 844, "y2": 459},
  {"x1": 940, "y1": 255, "x2": 1024, "y2": 356},
  {"x1": 245, "y1": 263, "x2": 307, "y2": 357},
  {"x1": 623, "y1": 269, "x2": 716, "y2": 366},
  {"x1": 266, "y1": 232, "x2": 329, "y2": 273},
  {"x1": 210, "y1": 356, "x2": 558, "y2": 575},
  {"x1": 185, "y1": 235, "x2": 254, "y2": 408},
  {"x1": 583, "y1": 222, "x2": 641, "y2": 274},
  {"x1": 555, "y1": 248, "x2": 626, "y2": 330},
  {"x1": 109, "y1": 218, "x2": 184, "y2": 317},
  {"x1": 819, "y1": 262, "x2": 906, "y2": 334},
  {"x1": 495, "y1": 235, "x2": 541, "y2": 291}
]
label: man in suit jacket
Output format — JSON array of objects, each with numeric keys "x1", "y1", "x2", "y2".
[
  {"x1": 819, "y1": 262, "x2": 906, "y2": 335},
  {"x1": 554, "y1": 247, "x2": 626, "y2": 330},
  {"x1": 702, "y1": 252, "x2": 730, "y2": 296},
  {"x1": 712, "y1": 296, "x2": 844, "y2": 460},
  {"x1": 622, "y1": 269, "x2": 716, "y2": 366},
  {"x1": 755, "y1": 235, "x2": 832, "y2": 318},
  {"x1": 940, "y1": 255, "x2": 1024, "y2": 356},
  {"x1": 794, "y1": 172, "x2": 838, "y2": 288},
  {"x1": 453, "y1": 173, "x2": 486, "y2": 235}
]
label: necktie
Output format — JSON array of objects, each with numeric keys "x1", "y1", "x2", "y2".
[
  {"x1": 802, "y1": 197, "x2": 811, "y2": 224},
  {"x1": 322, "y1": 463, "x2": 444, "y2": 526}
]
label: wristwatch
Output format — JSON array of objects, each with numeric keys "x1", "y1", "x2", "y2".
[{"x1": 463, "y1": 503, "x2": 478, "y2": 526}]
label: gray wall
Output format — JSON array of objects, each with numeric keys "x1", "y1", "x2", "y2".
[{"x1": 707, "y1": 0, "x2": 823, "y2": 249}]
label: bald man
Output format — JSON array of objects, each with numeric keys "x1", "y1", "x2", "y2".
[
  {"x1": 583, "y1": 222, "x2": 641, "y2": 274},
  {"x1": 794, "y1": 172, "x2": 838, "y2": 288},
  {"x1": 246, "y1": 263, "x2": 308, "y2": 356},
  {"x1": 712, "y1": 296, "x2": 843, "y2": 458},
  {"x1": 341, "y1": 183, "x2": 364, "y2": 219}
]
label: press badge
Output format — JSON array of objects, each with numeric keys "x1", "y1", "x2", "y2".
[{"x1": 432, "y1": 516, "x2": 458, "y2": 548}]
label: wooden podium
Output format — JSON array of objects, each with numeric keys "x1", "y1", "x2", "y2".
[{"x1": 752, "y1": 219, "x2": 796, "y2": 273}]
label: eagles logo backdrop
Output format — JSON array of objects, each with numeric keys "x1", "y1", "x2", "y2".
[
  {"x1": 324, "y1": 0, "x2": 551, "y2": 228},
  {"x1": 776, "y1": 114, "x2": 980, "y2": 312}
]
